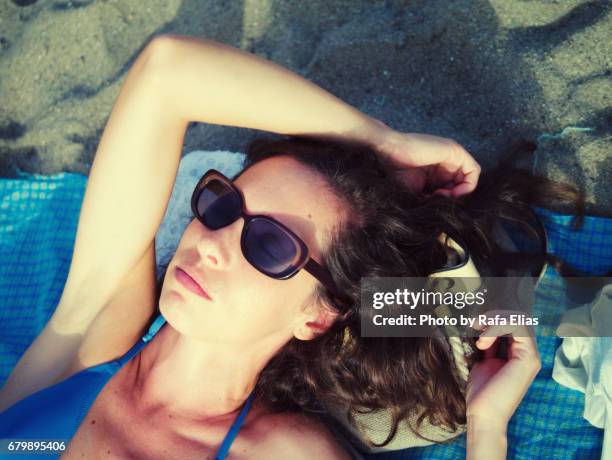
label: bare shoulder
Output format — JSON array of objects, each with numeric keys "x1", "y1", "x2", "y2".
[{"x1": 249, "y1": 411, "x2": 352, "y2": 460}]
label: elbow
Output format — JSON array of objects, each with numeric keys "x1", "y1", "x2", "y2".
[
  {"x1": 142, "y1": 34, "x2": 218, "y2": 67},
  {"x1": 130, "y1": 35, "x2": 185, "y2": 91},
  {"x1": 140, "y1": 34, "x2": 180, "y2": 71}
]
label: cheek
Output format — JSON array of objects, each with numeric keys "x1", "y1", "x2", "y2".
[{"x1": 234, "y1": 273, "x2": 314, "y2": 320}]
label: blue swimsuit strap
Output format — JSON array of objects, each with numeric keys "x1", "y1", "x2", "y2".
[{"x1": 214, "y1": 391, "x2": 255, "y2": 460}]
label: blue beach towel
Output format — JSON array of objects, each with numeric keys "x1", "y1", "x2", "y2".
[
  {"x1": 0, "y1": 153, "x2": 609, "y2": 459},
  {"x1": 0, "y1": 172, "x2": 88, "y2": 376}
]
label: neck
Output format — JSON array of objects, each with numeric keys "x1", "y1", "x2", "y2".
[{"x1": 125, "y1": 322, "x2": 283, "y2": 422}]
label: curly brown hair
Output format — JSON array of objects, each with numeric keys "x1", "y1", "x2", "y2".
[{"x1": 156, "y1": 134, "x2": 583, "y2": 447}]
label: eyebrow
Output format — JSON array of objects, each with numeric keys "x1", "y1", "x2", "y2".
[{"x1": 232, "y1": 176, "x2": 323, "y2": 257}]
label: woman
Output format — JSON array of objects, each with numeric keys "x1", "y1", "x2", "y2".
[{"x1": 0, "y1": 35, "x2": 544, "y2": 459}]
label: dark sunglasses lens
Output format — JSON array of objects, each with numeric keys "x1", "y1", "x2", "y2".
[
  {"x1": 243, "y1": 218, "x2": 301, "y2": 277},
  {"x1": 196, "y1": 179, "x2": 242, "y2": 229}
]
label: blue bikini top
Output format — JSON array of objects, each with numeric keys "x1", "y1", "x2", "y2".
[{"x1": 0, "y1": 312, "x2": 254, "y2": 460}]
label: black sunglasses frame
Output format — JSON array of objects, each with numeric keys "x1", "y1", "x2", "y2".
[{"x1": 190, "y1": 169, "x2": 347, "y2": 310}]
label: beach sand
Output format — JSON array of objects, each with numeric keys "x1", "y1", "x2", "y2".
[{"x1": 0, "y1": 0, "x2": 610, "y2": 214}]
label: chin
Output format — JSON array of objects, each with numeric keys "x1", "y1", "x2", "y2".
[
  {"x1": 159, "y1": 289, "x2": 207, "y2": 336},
  {"x1": 158, "y1": 290, "x2": 186, "y2": 323}
]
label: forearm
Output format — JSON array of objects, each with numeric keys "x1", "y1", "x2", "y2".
[
  {"x1": 466, "y1": 416, "x2": 507, "y2": 460},
  {"x1": 146, "y1": 34, "x2": 388, "y2": 145}
]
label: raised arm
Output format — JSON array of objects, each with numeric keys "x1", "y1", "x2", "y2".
[
  {"x1": 0, "y1": 35, "x2": 387, "y2": 411},
  {"x1": 148, "y1": 35, "x2": 481, "y2": 196},
  {"x1": 142, "y1": 35, "x2": 386, "y2": 139},
  {"x1": 0, "y1": 37, "x2": 176, "y2": 411}
]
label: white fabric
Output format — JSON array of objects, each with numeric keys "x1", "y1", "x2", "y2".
[{"x1": 553, "y1": 284, "x2": 612, "y2": 460}]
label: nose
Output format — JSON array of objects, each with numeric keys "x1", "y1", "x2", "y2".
[{"x1": 195, "y1": 216, "x2": 244, "y2": 269}]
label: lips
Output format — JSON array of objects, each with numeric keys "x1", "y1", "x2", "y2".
[{"x1": 175, "y1": 266, "x2": 213, "y2": 301}]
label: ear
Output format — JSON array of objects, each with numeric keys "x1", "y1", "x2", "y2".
[{"x1": 293, "y1": 305, "x2": 340, "y2": 341}]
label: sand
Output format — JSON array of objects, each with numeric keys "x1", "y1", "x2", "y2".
[{"x1": 0, "y1": 0, "x2": 610, "y2": 214}]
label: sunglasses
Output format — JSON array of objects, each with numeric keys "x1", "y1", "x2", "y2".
[{"x1": 190, "y1": 169, "x2": 347, "y2": 310}]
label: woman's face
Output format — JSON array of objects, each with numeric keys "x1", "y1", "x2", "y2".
[{"x1": 159, "y1": 155, "x2": 346, "y2": 347}]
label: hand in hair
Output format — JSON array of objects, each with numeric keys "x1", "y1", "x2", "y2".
[
  {"x1": 373, "y1": 124, "x2": 481, "y2": 197},
  {"x1": 465, "y1": 310, "x2": 541, "y2": 458}
]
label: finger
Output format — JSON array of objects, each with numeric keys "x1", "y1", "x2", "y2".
[
  {"x1": 479, "y1": 324, "x2": 539, "y2": 365},
  {"x1": 482, "y1": 337, "x2": 501, "y2": 359},
  {"x1": 433, "y1": 188, "x2": 453, "y2": 197},
  {"x1": 449, "y1": 182, "x2": 475, "y2": 197},
  {"x1": 453, "y1": 170, "x2": 465, "y2": 184},
  {"x1": 474, "y1": 321, "x2": 498, "y2": 347},
  {"x1": 429, "y1": 165, "x2": 458, "y2": 186},
  {"x1": 431, "y1": 165, "x2": 480, "y2": 197},
  {"x1": 476, "y1": 336, "x2": 503, "y2": 360},
  {"x1": 448, "y1": 168, "x2": 480, "y2": 197},
  {"x1": 431, "y1": 181, "x2": 456, "y2": 194},
  {"x1": 476, "y1": 334, "x2": 497, "y2": 350}
]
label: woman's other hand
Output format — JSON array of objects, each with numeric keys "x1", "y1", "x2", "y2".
[
  {"x1": 465, "y1": 312, "x2": 542, "y2": 459},
  {"x1": 372, "y1": 122, "x2": 481, "y2": 197}
]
